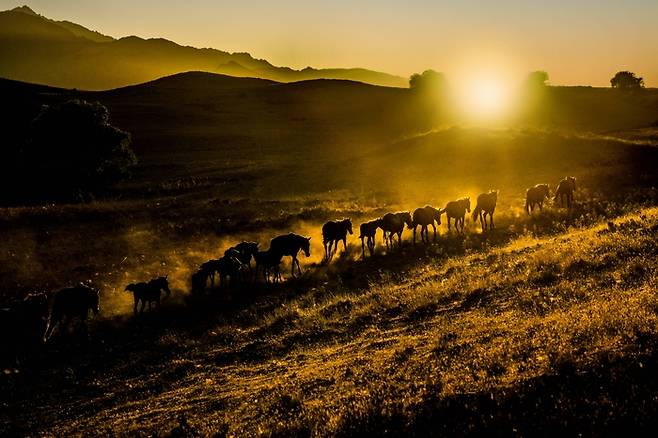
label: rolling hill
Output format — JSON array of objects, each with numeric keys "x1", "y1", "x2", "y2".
[{"x1": 0, "y1": 6, "x2": 407, "y2": 89}]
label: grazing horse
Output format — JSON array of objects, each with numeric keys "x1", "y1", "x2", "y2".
[
  {"x1": 359, "y1": 218, "x2": 383, "y2": 257},
  {"x1": 225, "y1": 241, "x2": 259, "y2": 271},
  {"x1": 554, "y1": 176, "x2": 576, "y2": 208},
  {"x1": 472, "y1": 191, "x2": 498, "y2": 231},
  {"x1": 441, "y1": 198, "x2": 471, "y2": 233},
  {"x1": 382, "y1": 212, "x2": 413, "y2": 249},
  {"x1": 124, "y1": 276, "x2": 171, "y2": 316},
  {"x1": 44, "y1": 284, "x2": 100, "y2": 341},
  {"x1": 322, "y1": 218, "x2": 353, "y2": 261},
  {"x1": 270, "y1": 233, "x2": 311, "y2": 277},
  {"x1": 525, "y1": 184, "x2": 550, "y2": 214},
  {"x1": 254, "y1": 249, "x2": 284, "y2": 284},
  {"x1": 411, "y1": 206, "x2": 442, "y2": 244}
]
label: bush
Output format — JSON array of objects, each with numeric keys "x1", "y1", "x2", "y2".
[{"x1": 3, "y1": 99, "x2": 136, "y2": 203}]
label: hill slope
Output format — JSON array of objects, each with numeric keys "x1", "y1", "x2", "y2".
[
  {"x1": 3, "y1": 207, "x2": 658, "y2": 435},
  {"x1": 0, "y1": 6, "x2": 407, "y2": 89}
]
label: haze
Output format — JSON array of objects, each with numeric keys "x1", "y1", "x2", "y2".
[{"x1": 1, "y1": 0, "x2": 656, "y2": 86}]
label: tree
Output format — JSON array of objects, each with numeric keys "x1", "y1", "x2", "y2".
[
  {"x1": 526, "y1": 71, "x2": 549, "y2": 88},
  {"x1": 409, "y1": 70, "x2": 446, "y2": 93},
  {"x1": 18, "y1": 100, "x2": 136, "y2": 201},
  {"x1": 610, "y1": 71, "x2": 644, "y2": 89}
]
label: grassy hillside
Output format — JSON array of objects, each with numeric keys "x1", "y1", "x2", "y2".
[
  {"x1": 0, "y1": 6, "x2": 407, "y2": 89},
  {"x1": 3, "y1": 206, "x2": 658, "y2": 435}
]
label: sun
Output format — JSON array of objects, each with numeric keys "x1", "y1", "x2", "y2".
[{"x1": 458, "y1": 74, "x2": 512, "y2": 120}]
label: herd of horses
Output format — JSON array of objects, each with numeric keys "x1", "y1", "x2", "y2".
[{"x1": 1, "y1": 177, "x2": 577, "y2": 357}]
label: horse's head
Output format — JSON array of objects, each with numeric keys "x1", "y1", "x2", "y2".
[
  {"x1": 344, "y1": 218, "x2": 353, "y2": 235},
  {"x1": 125, "y1": 283, "x2": 136, "y2": 293},
  {"x1": 302, "y1": 237, "x2": 311, "y2": 257}
]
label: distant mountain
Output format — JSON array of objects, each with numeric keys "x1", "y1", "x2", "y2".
[{"x1": 0, "y1": 6, "x2": 407, "y2": 90}]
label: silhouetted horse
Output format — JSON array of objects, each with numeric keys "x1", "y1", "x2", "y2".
[
  {"x1": 382, "y1": 212, "x2": 413, "y2": 249},
  {"x1": 225, "y1": 241, "x2": 259, "y2": 271},
  {"x1": 44, "y1": 284, "x2": 100, "y2": 341},
  {"x1": 525, "y1": 184, "x2": 550, "y2": 214},
  {"x1": 125, "y1": 276, "x2": 171, "y2": 316},
  {"x1": 322, "y1": 218, "x2": 353, "y2": 261},
  {"x1": 0, "y1": 293, "x2": 49, "y2": 363},
  {"x1": 270, "y1": 233, "x2": 311, "y2": 277},
  {"x1": 191, "y1": 268, "x2": 211, "y2": 295},
  {"x1": 359, "y1": 218, "x2": 383, "y2": 257},
  {"x1": 441, "y1": 198, "x2": 471, "y2": 233},
  {"x1": 202, "y1": 256, "x2": 246, "y2": 288},
  {"x1": 254, "y1": 249, "x2": 284, "y2": 284},
  {"x1": 554, "y1": 176, "x2": 576, "y2": 208},
  {"x1": 411, "y1": 206, "x2": 442, "y2": 244},
  {"x1": 472, "y1": 191, "x2": 498, "y2": 231}
]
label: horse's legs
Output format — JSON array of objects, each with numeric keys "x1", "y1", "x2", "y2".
[
  {"x1": 133, "y1": 296, "x2": 138, "y2": 317},
  {"x1": 447, "y1": 217, "x2": 451, "y2": 232},
  {"x1": 140, "y1": 300, "x2": 146, "y2": 315},
  {"x1": 431, "y1": 223, "x2": 437, "y2": 242},
  {"x1": 490, "y1": 212, "x2": 495, "y2": 229},
  {"x1": 296, "y1": 257, "x2": 303, "y2": 276},
  {"x1": 397, "y1": 231, "x2": 402, "y2": 248}
]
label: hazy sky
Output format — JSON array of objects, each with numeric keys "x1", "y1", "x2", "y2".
[{"x1": 3, "y1": 0, "x2": 658, "y2": 86}]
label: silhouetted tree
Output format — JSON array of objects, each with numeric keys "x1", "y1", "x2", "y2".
[
  {"x1": 17, "y1": 100, "x2": 136, "y2": 202},
  {"x1": 409, "y1": 70, "x2": 446, "y2": 93},
  {"x1": 610, "y1": 71, "x2": 644, "y2": 89},
  {"x1": 526, "y1": 71, "x2": 549, "y2": 88}
]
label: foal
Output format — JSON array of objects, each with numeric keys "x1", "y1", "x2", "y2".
[{"x1": 359, "y1": 218, "x2": 383, "y2": 257}]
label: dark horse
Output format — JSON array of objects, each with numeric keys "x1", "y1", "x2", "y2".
[
  {"x1": 44, "y1": 284, "x2": 100, "y2": 341},
  {"x1": 254, "y1": 249, "x2": 284, "y2": 284},
  {"x1": 554, "y1": 176, "x2": 576, "y2": 208},
  {"x1": 322, "y1": 218, "x2": 353, "y2": 261},
  {"x1": 125, "y1": 276, "x2": 171, "y2": 316},
  {"x1": 441, "y1": 198, "x2": 471, "y2": 233},
  {"x1": 201, "y1": 256, "x2": 246, "y2": 288},
  {"x1": 472, "y1": 190, "x2": 498, "y2": 231},
  {"x1": 525, "y1": 184, "x2": 550, "y2": 214},
  {"x1": 411, "y1": 206, "x2": 442, "y2": 244},
  {"x1": 225, "y1": 241, "x2": 259, "y2": 272},
  {"x1": 382, "y1": 212, "x2": 413, "y2": 249},
  {"x1": 270, "y1": 233, "x2": 311, "y2": 277},
  {"x1": 359, "y1": 218, "x2": 383, "y2": 257}
]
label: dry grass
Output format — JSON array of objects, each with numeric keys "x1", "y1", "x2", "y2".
[{"x1": 3, "y1": 206, "x2": 658, "y2": 436}]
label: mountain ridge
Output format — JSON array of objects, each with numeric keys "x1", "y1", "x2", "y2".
[{"x1": 0, "y1": 6, "x2": 408, "y2": 90}]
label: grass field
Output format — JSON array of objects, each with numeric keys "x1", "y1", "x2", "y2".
[
  {"x1": 1, "y1": 74, "x2": 658, "y2": 435},
  {"x1": 3, "y1": 204, "x2": 658, "y2": 435}
]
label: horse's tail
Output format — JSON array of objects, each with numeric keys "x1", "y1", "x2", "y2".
[{"x1": 471, "y1": 205, "x2": 481, "y2": 221}]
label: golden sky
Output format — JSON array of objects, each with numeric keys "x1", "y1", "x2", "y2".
[{"x1": 3, "y1": 0, "x2": 658, "y2": 86}]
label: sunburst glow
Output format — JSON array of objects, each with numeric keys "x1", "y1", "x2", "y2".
[{"x1": 456, "y1": 73, "x2": 515, "y2": 121}]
